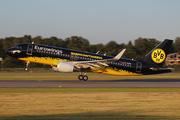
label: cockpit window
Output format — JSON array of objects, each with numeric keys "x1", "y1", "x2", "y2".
[{"x1": 14, "y1": 45, "x2": 22, "y2": 49}]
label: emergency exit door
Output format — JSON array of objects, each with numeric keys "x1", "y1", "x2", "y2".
[{"x1": 136, "y1": 62, "x2": 142, "y2": 73}]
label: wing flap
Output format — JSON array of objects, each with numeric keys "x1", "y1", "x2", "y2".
[{"x1": 97, "y1": 62, "x2": 109, "y2": 66}]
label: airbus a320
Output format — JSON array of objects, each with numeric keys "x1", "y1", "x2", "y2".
[{"x1": 6, "y1": 39, "x2": 173, "y2": 81}]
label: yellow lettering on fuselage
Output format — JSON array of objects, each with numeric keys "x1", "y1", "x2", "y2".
[{"x1": 71, "y1": 52, "x2": 102, "y2": 59}]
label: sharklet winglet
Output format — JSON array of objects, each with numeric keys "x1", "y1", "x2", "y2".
[{"x1": 113, "y1": 49, "x2": 126, "y2": 60}]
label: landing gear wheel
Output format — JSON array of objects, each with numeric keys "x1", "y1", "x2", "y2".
[
  {"x1": 78, "y1": 75, "x2": 83, "y2": 80},
  {"x1": 24, "y1": 67, "x2": 28, "y2": 71},
  {"x1": 83, "y1": 75, "x2": 88, "y2": 81}
]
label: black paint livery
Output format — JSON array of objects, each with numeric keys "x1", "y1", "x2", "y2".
[{"x1": 6, "y1": 39, "x2": 173, "y2": 81}]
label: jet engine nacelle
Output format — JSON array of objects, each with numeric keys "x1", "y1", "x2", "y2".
[{"x1": 52, "y1": 62, "x2": 74, "y2": 72}]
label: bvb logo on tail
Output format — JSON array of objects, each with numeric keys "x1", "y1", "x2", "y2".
[{"x1": 151, "y1": 49, "x2": 166, "y2": 63}]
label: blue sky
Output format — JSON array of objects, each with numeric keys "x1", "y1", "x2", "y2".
[{"x1": 0, "y1": 0, "x2": 180, "y2": 44}]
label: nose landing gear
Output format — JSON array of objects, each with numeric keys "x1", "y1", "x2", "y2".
[{"x1": 24, "y1": 61, "x2": 30, "y2": 71}]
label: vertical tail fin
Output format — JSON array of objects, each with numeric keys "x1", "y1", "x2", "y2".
[{"x1": 142, "y1": 39, "x2": 173, "y2": 67}]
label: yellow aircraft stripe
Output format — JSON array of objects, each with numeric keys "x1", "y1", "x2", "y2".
[{"x1": 18, "y1": 57, "x2": 69, "y2": 66}]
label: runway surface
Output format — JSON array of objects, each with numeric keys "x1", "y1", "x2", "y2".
[{"x1": 1, "y1": 80, "x2": 180, "y2": 88}]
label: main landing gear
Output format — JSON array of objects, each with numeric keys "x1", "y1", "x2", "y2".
[
  {"x1": 78, "y1": 68, "x2": 88, "y2": 81},
  {"x1": 78, "y1": 75, "x2": 88, "y2": 81}
]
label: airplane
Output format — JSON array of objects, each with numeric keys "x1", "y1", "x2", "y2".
[{"x1": 6, "y1": 39, "x2": 173, "y2": 81}]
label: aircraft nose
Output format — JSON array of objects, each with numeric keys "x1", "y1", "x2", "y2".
[
  {"x1": 6, "y1": 48, "x2": 22, "y2": 57},
  {"x1": 6, "y1": 48, "x2": 12, "y2": 55},
  {"x1": 6, "y1": 48, "x2": 16, "y2": 56}
]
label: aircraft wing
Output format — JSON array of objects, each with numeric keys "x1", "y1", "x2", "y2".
[{"x1": 69, "y1": 49, "x2": 126, "y2": 69}]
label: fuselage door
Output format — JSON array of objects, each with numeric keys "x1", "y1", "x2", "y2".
[
  {"x1": 27, "y1": 45, "x2": 33, "y2": 55},
  {"x1": 136, "y1": 62, "x2": 142, "y2": 73}
]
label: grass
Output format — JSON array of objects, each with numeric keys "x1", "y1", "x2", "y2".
[
  {"x1": 0, "y1": 72, "x2": 180, "y2": 119},
  {"x1": 0, "y1": 72, "x2": 180, "y2": 80},
  {"x1": 1, "y1": 88, "x2": 180, "y2": 93},
  {"x1": 0, "y1": 88, "x2": 180, "y2": 119}
]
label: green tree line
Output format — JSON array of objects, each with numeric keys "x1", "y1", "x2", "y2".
[{"x1": 0, "y1": 35, "x2": 180, "y2": 68}]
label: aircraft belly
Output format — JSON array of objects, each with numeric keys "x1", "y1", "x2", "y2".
[
  {"x1": 103, "y1": 68, "x2": 142, "y2": 76},
  {"x1": 92, "y1": 67, "x2": 142, "y2": 76}
]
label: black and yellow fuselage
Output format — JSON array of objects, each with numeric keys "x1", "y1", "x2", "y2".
[{"x1": 6, "y1": 41, "x2": 172, "y2": 76}]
